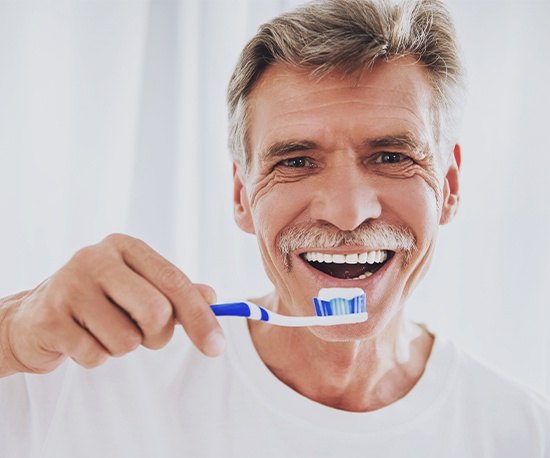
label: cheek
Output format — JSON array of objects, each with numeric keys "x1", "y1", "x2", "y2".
[
  {"x1": 384, "y1": 175, "x2": 440, "y2": 240},
  {"x1": 248, "y1": 178, "x2": 314, "y2": 297},
  {"x1": 248, "y1": 176, "x2": 312, "y2": 250}
]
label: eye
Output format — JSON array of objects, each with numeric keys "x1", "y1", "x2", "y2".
[
  {"x1": 375, "y1": 152, "x2": 409, "y2": 164},
  {"x1": 277, "y1": 157, "x2": 313, "y2": 168}
]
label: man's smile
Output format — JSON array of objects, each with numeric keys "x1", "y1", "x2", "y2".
[{"x1": 300, "y1": 249, "x2": 394, "y2": 280}]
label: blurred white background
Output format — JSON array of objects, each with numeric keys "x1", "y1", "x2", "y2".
[{"x1": 0, "y1": 0, "x2": 548, "y2": 396}]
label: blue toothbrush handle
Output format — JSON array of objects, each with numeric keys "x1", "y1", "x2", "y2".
[
  {"x1": 210, "y1": 302, "x2": 251, "y2": 317},
  {"x1": 210, "y1": 302, "x2": 270, "y2": 321}
]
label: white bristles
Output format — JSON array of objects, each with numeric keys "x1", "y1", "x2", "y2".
[
  {"x1": 330, "y1": 297, "x2": 349, "y2": 315},
  {"x1": 318, "y1": 287, "x2": 364, "y2": 301}
]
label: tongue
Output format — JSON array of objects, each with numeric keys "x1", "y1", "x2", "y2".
[{"x1": 308, "y1": 261, "x2": 369, "y2": 279}]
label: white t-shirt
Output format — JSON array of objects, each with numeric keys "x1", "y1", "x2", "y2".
[{"x1": 1, "y1": 317, "x2": 549, "y2": 458}]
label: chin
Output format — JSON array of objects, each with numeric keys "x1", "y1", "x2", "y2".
[
  {"x1": 308, "y1": 324, "x2": 371, "y2": 342},
  {"x1": 307, "y1": 309, "x2": 390, "y2": 342}
]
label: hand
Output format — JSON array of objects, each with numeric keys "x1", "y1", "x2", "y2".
[{"x1": 0, "y1": 234, "x2": 225, "y2": 377}]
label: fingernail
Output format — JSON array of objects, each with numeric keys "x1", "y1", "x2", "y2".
[{"x1": 203, "y1": 330, "x2": 226, "y2": 357}]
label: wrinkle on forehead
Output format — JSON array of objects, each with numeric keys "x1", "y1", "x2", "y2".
[
  {"x1": 248, "y1": 61, "x2": 435, "y2": 151},
  {"x1": 268, "y1": 101, "x2": 430, "y2": 131},
  {"x1": 249, "y1": 58, "x2": 434, "y2": 114},
  {"x1": 250, "y1": 86, "x2": 432, "y2": 141}
]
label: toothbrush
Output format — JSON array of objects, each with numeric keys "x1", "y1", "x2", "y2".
[{"x1": 210, "y1": 287, "x2": 367, "y2": 327}]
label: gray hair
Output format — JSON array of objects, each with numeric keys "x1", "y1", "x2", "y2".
[{"x1": 227, "y1": 0, "x2": 465, "y2": 171}]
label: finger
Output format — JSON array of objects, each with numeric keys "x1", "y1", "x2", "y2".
[
  {"x1": 97, "y1": 266, "x2": 175, "y2": 350},
  {"x1": 48, "y1": 317, "x2": 111, "y2": 369},
  {"x1": 120, "y1": 239, "x2": 225, "y2": 357},
  {"x1": 70, "y1": 292, "x2": 144, "y2": 357},
  {"x1": 195, "y1": 283, "x2": 217, "y2": 304}
]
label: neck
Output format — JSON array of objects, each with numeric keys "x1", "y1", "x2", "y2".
[{"x1": 248, "y1": 293, "x2": 434, "y2": 412}]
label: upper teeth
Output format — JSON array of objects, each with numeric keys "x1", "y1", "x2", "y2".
[{"x1": 303, "y1": 250, "x2": 388, "y2": 264}]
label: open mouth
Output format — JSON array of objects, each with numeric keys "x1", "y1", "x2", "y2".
[{"x1": 300, "y1": 250, "x2": 394, "y2": 280}]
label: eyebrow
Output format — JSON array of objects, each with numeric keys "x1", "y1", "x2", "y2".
[
  {"x1": 261, "y1": 132, "x2": 428, "y2": 161},
  {"x1": 365, "y1": 133, "x2": 427, "y2": 152},
  {"x1": 262, "y1": 140, "x2": 317, "y2": 161}
]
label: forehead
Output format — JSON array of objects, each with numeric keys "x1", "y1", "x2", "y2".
[{"x1": 246, "y1": 58, "x2": 435, "y2": 162}]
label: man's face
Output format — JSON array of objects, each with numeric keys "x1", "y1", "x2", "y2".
[{"x1": 233, "y1": 58, "x2": 460, "y2": 340}]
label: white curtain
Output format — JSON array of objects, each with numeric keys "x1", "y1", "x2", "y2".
[{"x1": 0, "y1": 0, "x2": 548, "y2": 397}]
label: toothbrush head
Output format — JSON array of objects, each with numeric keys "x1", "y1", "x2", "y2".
[{"x1": 313, "y1": 287, "x2": 367, "y2": 317}]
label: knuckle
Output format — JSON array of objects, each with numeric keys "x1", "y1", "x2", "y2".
[
  {"x1": 48, "y1": 269, "x2": 77, "y2": 293},
  {"x1": 44, "y1": 273, "x2": 85, "y2": 313},
  {"x1": 69, "y1": 245, "x2": 99, "y2": 266},
  {"x1": 112, "y1": 331, "x2": 142, "y2": 356},
  {"x1": 67, "y1": 242, "x2": 121, "y2": 281},
  {"x1": 128, "y1": 292, "x2": 173, "y2": 334},
  {"x1": 102, "y1": 233, "x2": 144, "y2": 252},
  {"x1": 67, "y1": 246, "x2": 112, "y2": 279},
  {"x1": 73, "y1": 343, "x2": 109, "y2": 369},
  {"x1": 138, "y1": 299, "x2": 173, "y2": 331},
  {"x1": 143, "y1": 325, "x2": 174, "y2": 350},
  {"x1": 126, "y1": 236, "x2": 147, "y2": 251},
  {"x1": 102, "y1": 233, "x2": 126, "y2": 246},
  {"x1": 150, "y1": 297, "x2": 174, "y2": 323},
  {"x1": 158, "y1": 265, "x2": 189, "y2": 295},
  {"x1": 76, "y1": 348, "x2": 108, "y2": 369}
]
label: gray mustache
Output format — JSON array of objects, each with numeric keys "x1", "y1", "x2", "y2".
[{"x1": 277, "y1": 220, "x2": 416, "y2": 270}]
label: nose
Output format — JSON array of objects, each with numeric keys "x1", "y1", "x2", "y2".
[{"x1": 308, "y1": 165, "x2": 382, "y2": 231}]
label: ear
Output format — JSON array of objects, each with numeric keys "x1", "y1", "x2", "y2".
[
  {"x1": 439, "y1": 144, "x2": 461, "y2": 225},
  {"x1": 233, "y1": 162, "x2": 255, "y2": 234}
]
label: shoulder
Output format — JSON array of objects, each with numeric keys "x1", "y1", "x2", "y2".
[
  {"x1": 455, "y1": 342, "x2": 549, "y2": 407},
  {"x1": 437, "y1": 336, "x2": 550, "y2": 440}
]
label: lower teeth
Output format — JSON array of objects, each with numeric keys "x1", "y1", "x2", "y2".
[{"x1": 352, "y1": 272, "x2": 372, "y2": 280}]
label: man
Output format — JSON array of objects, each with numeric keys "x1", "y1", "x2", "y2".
[{"x1": 0, "y1": 0, "x2": 548, "y2": 456}]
